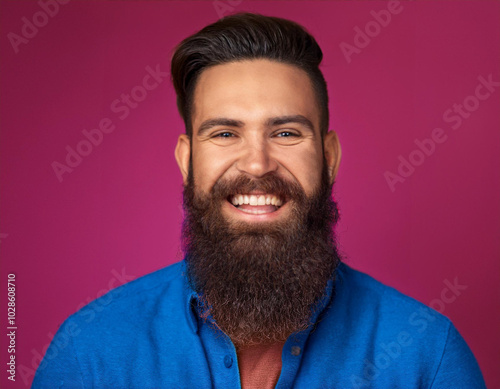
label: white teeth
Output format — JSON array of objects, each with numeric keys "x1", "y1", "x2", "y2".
[{"x1": 230, "y1": 194, "x2": 284, "y2": 207}]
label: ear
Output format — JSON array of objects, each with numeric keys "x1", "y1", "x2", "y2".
[
  {"x1": 323, "y1": 130, "x2": 342, "y2": 185},
  {"x1": 175, "y1": 134, "x2": 191, "y2": 185}
]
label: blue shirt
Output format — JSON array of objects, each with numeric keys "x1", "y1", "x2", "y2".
[{"x1": 32, "y1": 261, "x2": 486, "y2": 388}]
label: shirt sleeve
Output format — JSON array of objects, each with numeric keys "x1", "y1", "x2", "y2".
[
  {"x1": 430, "y1": 323, "x2": 486, "y2": 389},
  {"x1": 31, "y1": 319, "x2": 85, "y2": 389}
]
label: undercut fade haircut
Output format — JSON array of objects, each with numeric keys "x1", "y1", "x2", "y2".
[{"x1": 170, "y1": 12, "x2": 329, "y2": 138}]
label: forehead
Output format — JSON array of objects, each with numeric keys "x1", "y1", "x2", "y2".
[{"x1": 191, "y1": 59, "x2": 320, "y2": 134}]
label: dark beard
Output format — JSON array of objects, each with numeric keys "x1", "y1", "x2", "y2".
[{"x1": 181, "y1": 160, "x2": 341, "y2": 347}]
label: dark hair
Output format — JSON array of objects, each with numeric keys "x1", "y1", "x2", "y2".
[{"x1": 170, "y1": 12, "x2": 329, "y2": 138}]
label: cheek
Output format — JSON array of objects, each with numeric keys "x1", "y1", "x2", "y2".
[
  {"x1": 280, "y1": 148, "x2": 324, "y2": 195},
  {"x1": 192, "y1": 146, "x2": 234, "y2": 192}
]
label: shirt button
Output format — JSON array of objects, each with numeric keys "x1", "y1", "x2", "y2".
[
  {"x1": 291, "y1": 346, "x2": 301, "y2": 356},
  {"x1": 224, "y1": 355, "x2": 233, "y2": 368}
]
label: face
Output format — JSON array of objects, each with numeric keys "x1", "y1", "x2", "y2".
[
  {"x1": 176, "y1": 59, "x2": 341, "y2": 226},
  {"x1": 175, "y1": 59, "x2": 342, "y2": 347}
]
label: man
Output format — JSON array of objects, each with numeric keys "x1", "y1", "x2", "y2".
[{"x1": 32, "y1": 12, "x2": 485, "y2": 389}]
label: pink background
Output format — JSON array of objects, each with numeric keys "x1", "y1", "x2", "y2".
[{"x1": 1, "y1": 1, "x2": 499, "y2": 388}]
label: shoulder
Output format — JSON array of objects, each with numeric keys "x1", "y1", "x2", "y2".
[
  {"x1": 66, "y1": 260, "x2": 188, "y2": 335},
  {"x1": 104, "y1": 260, "x2": 185, "y2": 301},
  {"x1": 314, "y1": 263, "x2": 485, "y2": 388},
  {"x1": 336, "y1": 262, "x2": 450, "y2": 328},
  {"x1": 32, "y1": 261, "x2": 194, "y2": 388},
  {"x1": 338, "y1": 262, "x2": 422, "y2": 303},
  {"x1": 324, "y1": 263, "x2": 456, "y2": 363}
]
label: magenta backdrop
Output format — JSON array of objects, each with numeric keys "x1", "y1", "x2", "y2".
[{"x1": 1, "y1": 1, "x2": 499, "y2": 388}]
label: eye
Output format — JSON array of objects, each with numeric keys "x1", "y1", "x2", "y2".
[
  {"x1": 212, "y1": 131, "x2": 235, "y2": 138},
  {"x1": 276, "y1": 130, "x2": 299, "y2": 137}
]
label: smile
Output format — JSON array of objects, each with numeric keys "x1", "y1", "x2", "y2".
[{"x1": 228, "y1": 193, "x2": 285, "y2": 215}]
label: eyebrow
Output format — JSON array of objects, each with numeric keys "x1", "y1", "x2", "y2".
[
  {"x1": 196, "y1": 115, "x2": 316, "y2": 136},
  {"x1": 266, "y1": 115, "x2": 315, "y2": 133},
  {"x1": 197, "y1": 118, "x2": 245, "y2": 136}
]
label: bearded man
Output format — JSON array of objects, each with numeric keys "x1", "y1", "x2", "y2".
[{"x1": 33, "y1": 12, "x2": 485, "y2": 389}]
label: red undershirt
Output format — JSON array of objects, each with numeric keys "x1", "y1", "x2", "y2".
[{"x1": 236, "y1": 342, "x2": 285, "y2": 389}]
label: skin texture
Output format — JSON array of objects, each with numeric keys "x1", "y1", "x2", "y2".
[{"x1": 175, "y1": 59, "x2": 342, "y2": 221}]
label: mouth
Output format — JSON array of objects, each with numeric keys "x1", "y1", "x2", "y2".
[{"x1": 227, "y1": 193, "x2": 286, "y2": 215}]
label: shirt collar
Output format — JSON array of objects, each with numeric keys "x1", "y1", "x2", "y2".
[{"x1": 179, "y1": 264, "x2": 198, "y2": 335}]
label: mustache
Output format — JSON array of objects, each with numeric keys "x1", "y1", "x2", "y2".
[{"x1": 208, "y1": 172, "x2": 306, "y2": 203}]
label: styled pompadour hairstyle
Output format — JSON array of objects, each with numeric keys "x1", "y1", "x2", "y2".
[{"x1": 170, "y1": 12, "x2": 329, "y2": 138}]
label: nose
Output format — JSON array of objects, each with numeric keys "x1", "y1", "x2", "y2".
[{"x1": 235, "y1": 138, "x2": 278, "y2": 178}]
